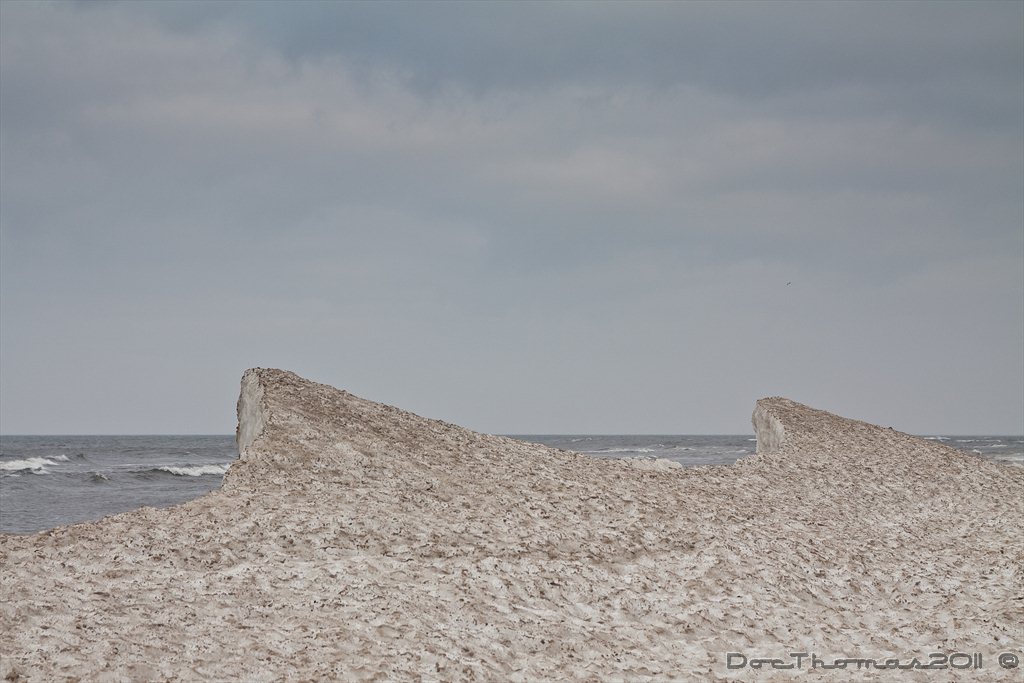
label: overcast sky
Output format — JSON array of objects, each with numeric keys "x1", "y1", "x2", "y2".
[{"x1": 1, "y1": 0, "x2": 1021, "y2": 435}]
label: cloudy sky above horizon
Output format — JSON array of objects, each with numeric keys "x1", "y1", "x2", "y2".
[{"x1": 2, "y1": 0, "x2": 1022, "y2": 435}]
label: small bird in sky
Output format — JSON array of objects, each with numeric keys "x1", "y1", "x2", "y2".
[{"x1": 786, "y1": 282, "x2": 792, "y2": 286}]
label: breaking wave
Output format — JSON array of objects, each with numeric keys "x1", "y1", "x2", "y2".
[
  {"x1": 0, "y1": 457, "x2": 65, "y2": 474},
  {"x1": 154, "y1": 464, "x2": 231, "y2": 477}
]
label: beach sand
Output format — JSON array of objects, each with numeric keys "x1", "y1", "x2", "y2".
[{"x1": 1, "y1": 368, "x2": 1021, "y2": 680}]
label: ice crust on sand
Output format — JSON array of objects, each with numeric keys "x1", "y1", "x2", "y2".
[{"x1": 2, "y1": 369, "x2": 1022, "y2": 681}]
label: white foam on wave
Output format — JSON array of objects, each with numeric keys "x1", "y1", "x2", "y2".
[
  {"x1": 582, "y1": 447, "x2": 662, "y2": 454},
  {"x1": 0, "y1": 457, "x2": 63, "y2": 473},
  {"x1": 156, "y1": 464, "x2": 230, "y2": 477}
]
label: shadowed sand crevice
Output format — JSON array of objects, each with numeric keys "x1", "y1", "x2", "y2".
[{"x1": 2, "y1": 369, "x2": 1021, "y2": 681}]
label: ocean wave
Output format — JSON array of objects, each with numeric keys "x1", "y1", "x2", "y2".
[
  {"x1": 154, "y1": 464, "x2": 230, "y2": 477},
  {"x1": 0, "y1": 457, "x2": 64, "y2": 473},
  {"x1": 581, "y1": 447, "x2": 663, "y2": 454}
]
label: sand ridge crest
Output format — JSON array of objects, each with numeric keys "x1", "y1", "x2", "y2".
[{"x1": 2, "y1": 369, "x2": 1021, "y2": 681}]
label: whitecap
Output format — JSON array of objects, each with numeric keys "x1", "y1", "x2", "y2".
[
  {"x1": 0, "y1": 457, "x2": 62, "y2": 473},
  {"x1": 581, "y1": 447, "x2": 659, "y2": 454},
  {"x1": 156, "y1": 464, "x2": 230, "y2": 477}
]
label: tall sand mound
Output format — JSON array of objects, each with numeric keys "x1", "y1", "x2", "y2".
[{"x1": 2, "y1": 369, "x2": 1022, "y2": 680}]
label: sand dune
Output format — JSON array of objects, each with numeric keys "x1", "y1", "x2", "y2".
[{"x1": 1, "y1": 369, "x2": 1021, "y2": 680}]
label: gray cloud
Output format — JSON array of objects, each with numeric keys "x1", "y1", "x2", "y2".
[
  {"x1": 1, "y1": 0, "x2": 1021, "y2": 434},
  {"x1": 129, "y1": 2, "x2": 1022, "y2": 98}
]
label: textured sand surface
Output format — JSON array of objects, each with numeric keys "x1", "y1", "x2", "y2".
[{"x1": 2, "y1": 369, "x2": 1022, "y2": 681}]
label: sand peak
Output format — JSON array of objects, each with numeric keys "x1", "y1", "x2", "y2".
[{"x1": 2, "y1": 369, "x2": 1021, "y2": 681}]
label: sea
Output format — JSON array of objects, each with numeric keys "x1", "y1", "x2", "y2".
[{"x1": 1, "y1": 434, "x2": 1021, "y2": 535}]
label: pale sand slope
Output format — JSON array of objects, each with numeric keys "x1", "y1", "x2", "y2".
[{"x1": 1, "y1": 369, "x2": 1022, "y2": 681}]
